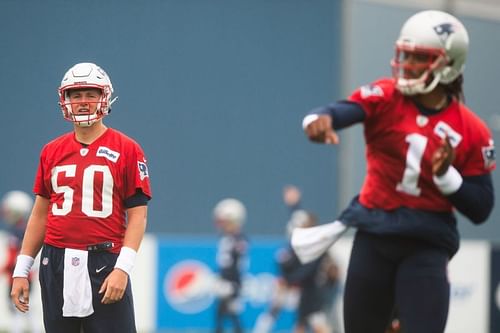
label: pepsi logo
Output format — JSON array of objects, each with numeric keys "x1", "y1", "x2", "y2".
[{"x1": 164, "y1": 260, "x2": 216, "y2": 314}]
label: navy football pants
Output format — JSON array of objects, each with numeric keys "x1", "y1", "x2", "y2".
[
  {"x1": 39, "y1": 245, "x2": 136, "y2": 333},
  {"x1": 343, "y1": 231, "x2": 450, "y2": 333}
]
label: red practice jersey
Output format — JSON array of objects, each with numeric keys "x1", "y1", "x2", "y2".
[
  {"x1": 34, "y1": 128, "x2": 152, "y2": 253},
  {"x1": 349, "y1": 78, "x2": 495, "y2": 212}
]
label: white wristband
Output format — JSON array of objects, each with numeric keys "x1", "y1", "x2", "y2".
[
  {"x1": 302, "y1": 114, "x2": 319, "y2": 129},
  {"x1": 12, "y1": 255, "x2": 35, "y2": 278},
  {"x1": 433, "y1": 166, "x2": 463, "y2": 195},
  {"x1": 114, "y1": 246, "x2": 137, "y2": 275}
]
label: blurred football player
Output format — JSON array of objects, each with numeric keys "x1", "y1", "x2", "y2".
[
  {"x1": 252, "y1": 185, "x2": 302, "y2": 333},
  {"x1": 254, "y1": 186, "x2": 338, "y2": 333},
  {"x1": 297, "y1": 10, "x2": 495, "y2": 333},
  {"x1": 10, "y1": 62, "x2": 152, "y2": 333},
  {"x1": 213, "y1": 198, "x2": 249, "y2": 333},
  {"x1": 1, "y1": 190, "x2": 41, "y2": 333},
  {"x1": 282, "y1": 210, "x2": 336, "y2": 333}
]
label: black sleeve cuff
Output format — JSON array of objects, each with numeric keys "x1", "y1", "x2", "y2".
[
  {"x1": 447, "y1": 173, "x2": 494, "y2": 224},
  {"x1": 124, "y1": 190, "x2": 150, "y2": 208}
]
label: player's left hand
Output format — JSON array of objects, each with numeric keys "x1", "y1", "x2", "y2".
[
  {"x1": 431, "y1": 136, "x2": 455, "y2": 176},
  {"x1": 99, "y1": 268, "x2": 128, "y2": 304}
]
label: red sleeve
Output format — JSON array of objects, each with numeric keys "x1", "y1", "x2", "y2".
[
  {"x1": 33, "y1": 146, "x2": 50, "y2": 198},
  {"x1": 459, "y1": 112, "x2": 496, "y2": 176},
  {"x1": 348, "y1": 77, "x2": 396, "y2": 119}
]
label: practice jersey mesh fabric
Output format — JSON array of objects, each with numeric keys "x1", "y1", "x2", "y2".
[
  {"x1": 349, "y1": 78, "x2": 495, "y2": 212},
  {"x1": 33, "y1": 128, "x2": 152, "y2": 253}
]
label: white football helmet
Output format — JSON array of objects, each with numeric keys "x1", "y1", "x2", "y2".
[
  {"x1": 391, "y1": 10, "x2": 469, "y2": 95},
  {"x1": 58, "y1": 62, "x2": 117, "y2": 127},
  {"x1": 213, "y1": 198, "x2": 247, "y2": 227},
  {"x1": 1, "y1": 190, "x2": 33, "y2": 226}
]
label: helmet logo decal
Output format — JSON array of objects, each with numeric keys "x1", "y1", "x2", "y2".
[
  {"x1": 394, "y1": 11, "x2": 468, "y2": 94},
  {"x1": 433, "y1": 23, "x2": 454, "y2": 43},
  {"x1": 58, "y1": 63, "x2": 115, "y2": 126}
]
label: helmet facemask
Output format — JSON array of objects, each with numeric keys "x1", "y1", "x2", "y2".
[
  {"x1": 391, "y1": 44, "x2": 449, "y2": 95},
  {"x1": 58, "y1": 63, "x2": 117, "y2": 127},
  {"x1": 60, "y1": 85, "x2": 114, "y2": 127}
]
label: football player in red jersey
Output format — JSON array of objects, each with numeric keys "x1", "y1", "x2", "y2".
[
  {"x1": 298, "y1": 10, "x2": 495, "y2": 333},
  {"x1": 10, "y1": 62, "x2": 152, "y2": 333}
]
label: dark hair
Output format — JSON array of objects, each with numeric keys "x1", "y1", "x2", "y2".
[{"x1": 443, "y1": 74, "x2": 465, "y2": 103}]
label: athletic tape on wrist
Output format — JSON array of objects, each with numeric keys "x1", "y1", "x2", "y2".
[
  {"x1": 114, "y1": 246, "x2": 137, "y2": 275},
  {"x1": 12, "y1": 255, "x2": 35, "y2": 278},
  {"x1": 302, "y1": 114, "x2": 319, "y2": 129},
  {"x1": 433, "y1": 166, "x2": 463, "y2": 195}
]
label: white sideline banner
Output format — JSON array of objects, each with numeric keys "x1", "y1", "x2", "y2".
[
  {"x1": 131, "y1": 233, "x2": 157, "y2": 333},
  {"x1": 446, "y1": 241, "x2": 490, "y2": 333}
]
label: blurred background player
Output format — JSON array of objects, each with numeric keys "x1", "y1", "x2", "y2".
[
  {"x1": 253, "y1": 186, "x2": 301, "y2": 333},
  {"x1": 0, "y1": 190, "x2": 41, "y2": 333},
  {"x1": 213, "y1": 198, "x2": 249, "y2": 333},
  {"x1": 285, "y1": 211, "x2": 338, "y2": 333},
  {"x1": 253, "y1": 186, "x2": 339, "y2": 333},
  {"x1": 299, "y1": 10, "x2": 495, "y2": 333}
]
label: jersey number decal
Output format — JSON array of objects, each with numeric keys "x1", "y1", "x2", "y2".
[
  {"x1": 51, "y1": 165, "x2": 114, "y2": 217},
  {"x1": 396, "y1": 133, "x2": 428, "y2": 196}
]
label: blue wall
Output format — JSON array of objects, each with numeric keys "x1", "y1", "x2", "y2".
[{"x1": 0, "y1": 0, "x2": 342, "y2": 235}]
